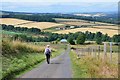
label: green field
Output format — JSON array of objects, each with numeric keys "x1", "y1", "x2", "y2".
[
  {"x1": 2, "y1": 30, "x2": 23, "y2": 35},
  {"x1": 43, "y1": 27, "x2": 59, "y2": 32}
]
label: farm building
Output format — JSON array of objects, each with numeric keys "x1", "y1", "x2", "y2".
[
  {"x1": 56, "y1": 28, "x2": 61, "y2": 30},
  {"x1": 55, "y1": 27, "x2": 67, "y2": 30},
  {"x1": 60, "y1": 39, "x2": 67, "y2": 43},
  {"x1": 70, "y1": 26, "x2": 75, "y2": 29}
]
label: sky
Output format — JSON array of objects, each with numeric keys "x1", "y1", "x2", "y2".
[{"x1": 1, "y1": 0, "x2": 119, "y2": 13}]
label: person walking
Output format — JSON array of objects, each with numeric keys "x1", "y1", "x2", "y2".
[{"x1": 44, "y1": 45, "x2": 51, "y2": 64}]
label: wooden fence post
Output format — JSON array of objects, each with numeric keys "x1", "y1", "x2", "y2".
[
  {"x1": 94, "y1": 46, "x2": 96, "y2": 58},
  {"x1": 76, "y1": 49, "x2": 80, "y2": 58},
  {"x1": 82, "y1": 48, "x2": 84, "y2": 57},
  {"x1": 79, "y1": 49, "x2": 81, "y2": 58},
  {"x1": 98, "y1": 46, "x2": 100, "y2": 59},
  {"x1": 92, "y1": 47, "x2": 94, "y2": 57},
  {"x1": 110, "y1": 42, "x2": 112, "y2": 62},
  {"x1": 83, "y1": 48, "x2": 84, "y2": 55},
  {"x1": 90, "y1": 47, "x2": 92, "y2": 56},
  {"x1": 88, "y1": 48, "x2": 90, "y2": 55},
  {"x1": 104, "y1": 43, "x2": 107, "y2": 60}
]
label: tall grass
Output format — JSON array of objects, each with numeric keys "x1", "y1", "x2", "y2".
[
  {"x1": 2, "y1": 40, "x2": 46, "y2": 56},
  {"x1": 70, "y1": 50, "x2": 118, "y2": 78},
  {"x1": 2, "y1": 40, "x2": 47, "y2": 80},
  {"x1": 2, "y1": 40, "x2": 65, "y2": 80}
]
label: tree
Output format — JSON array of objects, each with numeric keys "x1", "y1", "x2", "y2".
[
  {"x1": 95, "y1": 32, "x2": 102, "y2": 44},
  {"x1": 112, "y1": 34, "x2": 120, "y2": 43},
  {"x1": 102, "y1": 34, "x2": 111, "y2": 42},
  {"x1": 96, "y1": 37, "x2": 102, "y2": 44},
  {"x1": 76, "y1": 33, "x2": 86, "y2": 44},
  {"x1": 68, "y1": 37, "x2": 75, "y2": 45}
]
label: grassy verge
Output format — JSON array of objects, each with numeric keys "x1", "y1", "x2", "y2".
[
  {"x1": 70, "y1": 51, "x2": 89, "y2": 78},
  {"x1": 70, "y1": 50, "x2": 118, "y2": 78},
  {"x1": 2, "y1": 40, "x2": 65, "y2": 80},
  {"x1": 2, "y1": 53, "x2": 45, "y2": 80}
]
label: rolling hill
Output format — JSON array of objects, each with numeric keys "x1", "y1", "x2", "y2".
[{"x1": 0, "y1": 18, "x2": 65, "y2": 30}]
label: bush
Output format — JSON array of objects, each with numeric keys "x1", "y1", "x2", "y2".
[
  {"x1": 112, "y1": 34, "x2": 120, "y2": 43},
  {"x1": 76, "y1": 33, "x2": 86, "y2": 44},
  {"x1": 68, "y1": 37, "x2": 75, "y2": 45},
  {"x1": 95, "y1": 32, "x2": 103, "y2": 44},
  {"x1": 96, "y1": 37, "x2": 102, "y2": 44}
]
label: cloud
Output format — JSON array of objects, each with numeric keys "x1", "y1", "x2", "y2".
[
  {"x1": 1, "y1": 2, "x2": 118, "y2": 13},
  {"x1": 2, "y1": 0, "x2": 119, "y2": 2}
]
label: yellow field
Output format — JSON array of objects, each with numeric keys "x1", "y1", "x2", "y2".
[
  {"x1": 53, "y1": 27, "x2": 118, "y2": 37},
  {"x1": 60, "y1": 22, "x2": 95, "y2": 26},
  {"x1": 54, "y1": 18, "x2": 115, "y2": 26},
  {"x1": 20, "y1": 22, "x2": 65, "y2": 29},
  {"x1": 94, "y1": 22, "x2": 115, "y2": 25},
  {"x1": 93, "y1": 26, "x2": 118, "y2": 30},
  {"x1": 55, "y1": 18, "x2": 94, "y2": 26},
  {"x1": 0, "y1": 18, "x2": 65, "y2": 29},
  {"x1": 0, "y1": 18, "x2": 32, "y2": 25},
  {"x1": 54, "y1": 18, "x2": 86, "y2": 22}
]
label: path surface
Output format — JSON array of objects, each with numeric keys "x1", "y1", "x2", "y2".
[{"x1": 20, "y1": 46, "x2": 72, "y2": 78}]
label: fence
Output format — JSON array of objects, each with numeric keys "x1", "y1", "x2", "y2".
[{"x1": 74, "y1": 42, "x2": 117, "y2": 63}]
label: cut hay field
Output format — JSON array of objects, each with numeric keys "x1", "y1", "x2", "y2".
[
  {"x1": 61, "y1": 22, "x2": 115, "y2": 26},
  {"x1": 60, "y1": 22, "x2": 95, "y2": 26},
  {"x1": 0, "y1": 18, "x2": 65, "y2": 30},
  {"x1": 54, "y1": 18, "x2": 87, "y2": 22},
  {"x1": 94, "y1": 22, "x2": 115, "y2": 26},
  {"x1": 0, "y1": 18, "x2": 32, "y2": 25},
  {"x1": 92, "y1": 26, "x2": 118, "y2": 30},
  {"x1": 53, "y1": 27, "x2": 118, "y2": 37},
  {"x1": 54, "y1": 18, "x2": 115, "y2": 26},
  {"x1": 55, "y1": 18, "x2": 95, "y2": 26},
  {"x1": 20, "y1": 22, "x2": 65, "y2": 30}
]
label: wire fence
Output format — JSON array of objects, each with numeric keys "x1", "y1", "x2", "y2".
[{"x1": 74, "y1": 42, "x2": 118, "y2": 63}]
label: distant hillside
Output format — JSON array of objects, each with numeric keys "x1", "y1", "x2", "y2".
[
  {"x1": 1, "y1": 11, "x2": 56, "y2": 22},
  {"x1": 1, "y1": 10, "x2": 118, "y2": 24}
]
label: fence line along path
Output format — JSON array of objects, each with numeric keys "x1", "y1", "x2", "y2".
[{"x1": 74, "y1": 42, "x2": 115, "y2": 63}]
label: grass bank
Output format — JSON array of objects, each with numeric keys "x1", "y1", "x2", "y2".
[
  {"x1": 2, "y1": 40, "x2": 66, "y2": 80},
  {"x1": 70, "y1": 50, "x2": 118, "y2": 78}
]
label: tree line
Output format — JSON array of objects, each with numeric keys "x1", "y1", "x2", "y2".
[
  {"x1": 2, "y1": 14, "x2": 56, "y2": 22},
  {"x1": 2, "y1": 24, "x2": 120, "y2": 44},
  {"x1": 68, "y1": 31, "x2": 120, "y2": 45},
  {"x1": 2, "y1": 24, "x2": 41, "y2": 34}
]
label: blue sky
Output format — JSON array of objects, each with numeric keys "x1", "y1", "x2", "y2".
[{"x1": 1, "y1": 0, "x2": 119, "y2": 13}]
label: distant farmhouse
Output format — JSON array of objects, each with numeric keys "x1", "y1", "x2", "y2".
[{"x1": 70, "y1": 26, "x2": 75, "y2": 29}]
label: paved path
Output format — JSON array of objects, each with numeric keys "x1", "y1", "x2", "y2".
[{"x1": 20, "y1": 46, "x2": 72, "y2": 78}]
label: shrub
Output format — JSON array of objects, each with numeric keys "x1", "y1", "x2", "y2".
[
  {"x1": 76, "y1": 33, "x2": 86, "y2": 44},
  {"x1": 68, "y1": 37, "x2": 75, "y2": 45}
]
